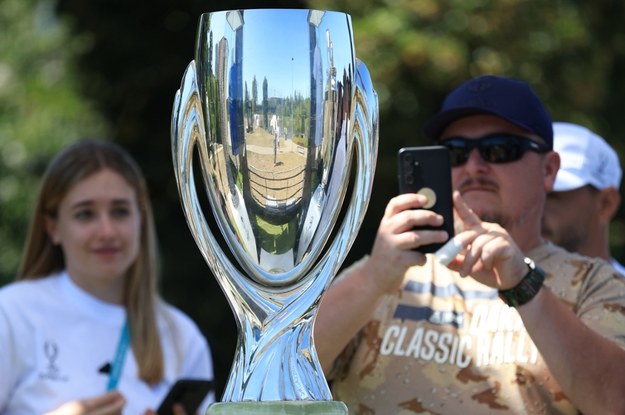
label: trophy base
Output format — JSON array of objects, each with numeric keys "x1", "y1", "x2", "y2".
[{"x1": 205, "y1": 401, "x2": 348, "y2": 415}]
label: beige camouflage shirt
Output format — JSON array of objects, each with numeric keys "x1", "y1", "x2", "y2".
[{"x1": 330, "y1": 243, "x2": 625, "y2": 414}]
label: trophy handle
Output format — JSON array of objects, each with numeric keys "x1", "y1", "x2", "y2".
[
  {"x1": 171, "y1": 62, "x2": 265, "y2": 313},
  {"x1": 171, "y1": 61, "x2": 226, "y2": 274},
  {"x1": 307, "y1": 59, "x2": 379, "y2": 290}
]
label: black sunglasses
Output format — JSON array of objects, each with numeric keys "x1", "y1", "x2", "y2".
[{"x1": 440, "y1": 134, "x2": 549, "y2": 167}]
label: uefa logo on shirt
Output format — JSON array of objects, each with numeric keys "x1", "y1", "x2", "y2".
[{"x1": 39, "y1": 340, "x2": 68, "y2": 382}]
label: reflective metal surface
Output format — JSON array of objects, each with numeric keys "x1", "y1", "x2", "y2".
[{"x1": 172, "y1": 9, "x2": 378, "y2": 402}]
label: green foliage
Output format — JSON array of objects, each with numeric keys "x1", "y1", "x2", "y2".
[
  {"x1": 292, "y1": 135, "x2": 308, "y2": 147},
  {"x1": 0, "y1": 0, "x2": 109, "y2": 285},
  {"x1": 255, "y1": 215, "x2": 297, "y2": 255}
]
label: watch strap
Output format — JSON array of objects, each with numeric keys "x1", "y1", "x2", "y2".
[{"x1": 498, "y1": 257, "x2": 545, "y2": 308}]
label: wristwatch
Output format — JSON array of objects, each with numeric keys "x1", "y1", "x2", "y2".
[{"x1": 498, "y1": 257, "x2": 545, "y2": 308}]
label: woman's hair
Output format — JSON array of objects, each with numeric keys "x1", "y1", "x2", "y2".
[{"x1": 18, "y1": 139, "x2": 165, "y2": 384}]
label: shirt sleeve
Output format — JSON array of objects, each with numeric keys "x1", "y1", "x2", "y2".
[
  {"x1": 0, "y1": 297, "x2": 18, "y2": 410},
  {"x1": 175, "y1": 314, "x2": 216, "y2": 410},
  {"x1": 161, "y1": 304, "x2": 215, "y2": 407},
  {"x1": 174, "y1": 314, "x2": 213, "y2": 380},
  {"x1": 577, "y1": 262, "x2": 625, "y2": 349}
]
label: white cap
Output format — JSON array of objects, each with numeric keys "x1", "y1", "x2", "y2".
[{"x1": 553, "y1": 122, "x2": 622, "y2": 192}]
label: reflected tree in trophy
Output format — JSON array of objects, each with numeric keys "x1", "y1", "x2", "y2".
[{"x1": 171, "y1": 9, "x2": 378, "y2": 414}]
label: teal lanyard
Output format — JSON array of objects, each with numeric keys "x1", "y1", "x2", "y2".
[{"x1": 106, "y1": 318, "x2": 131, "y2": 391}]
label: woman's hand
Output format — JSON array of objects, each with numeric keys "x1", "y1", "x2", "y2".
[{"x1": 43, "y1": 391, "x2": 125, "y2": 415}]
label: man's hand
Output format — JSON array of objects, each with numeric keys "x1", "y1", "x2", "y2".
[
  {"x1": 445, "y1": 191, "x2": 527, "y2": 289},
  {"x1": 367, "y1": 192, "x2": 449, "y2": 294}
]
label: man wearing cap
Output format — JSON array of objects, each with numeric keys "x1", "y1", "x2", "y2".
[
  {"x1": 542, "y1": 122, "x2": 625, "y2": 275},
  {"x1": 315, "y1": 75, "x2": 625, "y2": 414}
]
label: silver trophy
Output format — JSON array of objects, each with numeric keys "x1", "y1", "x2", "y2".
[{"x1": 171, "y1": 9, "x2": 378, "y2": 414}]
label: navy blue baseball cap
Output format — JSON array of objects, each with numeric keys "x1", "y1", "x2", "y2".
[{"x1": 422, "y1": 75, "x2": 553, "y2": 149}]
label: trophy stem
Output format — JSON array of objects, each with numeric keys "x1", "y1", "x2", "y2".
[{"x1": 221, "y1": 302, "x2": 332, "y2": 402}]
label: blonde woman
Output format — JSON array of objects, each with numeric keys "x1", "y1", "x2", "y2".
[{"x1": 0, "y1": 139, "x2": 214, "y2": 414}]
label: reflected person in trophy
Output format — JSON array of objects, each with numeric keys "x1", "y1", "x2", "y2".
[{"x1": 171, "y1": 9, "x2": 378, "y2": 414}]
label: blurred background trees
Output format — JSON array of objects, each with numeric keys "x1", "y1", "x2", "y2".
[
  {"x1": 0, "y1": 0, "x2": 109, "y2": 283},
  {"x1": 2, "y1": 0, "x2": 625, "y2": 397}
]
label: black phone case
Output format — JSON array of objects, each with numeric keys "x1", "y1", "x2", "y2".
[
  {"x1": 156, "y1": 379, "x2": 214, "y2": 415},
  {"x1": 397, "y1": 146, "x2": 454, "y2": 253}
]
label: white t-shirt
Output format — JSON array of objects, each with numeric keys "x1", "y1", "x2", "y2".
[{"x1": 0, "y1": 271, "x2": 214, "y2": 415}]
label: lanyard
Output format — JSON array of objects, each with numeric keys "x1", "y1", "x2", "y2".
[{"x1": 106, "y1": 318, "x2": 131, "y2": 391}]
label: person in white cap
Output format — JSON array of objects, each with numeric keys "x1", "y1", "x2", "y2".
[{"x1": 542, "y1": 121, "x2": 625, "y2": 275}]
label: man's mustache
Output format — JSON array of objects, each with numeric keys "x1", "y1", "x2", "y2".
[{"x1": 457, "y1": 177, "x2": 500, "y2": 193}]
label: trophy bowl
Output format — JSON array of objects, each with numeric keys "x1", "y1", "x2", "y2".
[{"x1": 171, "y1": 8, "x2": 378, "y2": 414}]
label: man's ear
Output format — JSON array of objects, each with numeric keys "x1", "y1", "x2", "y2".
[
  {"x1": 544, "y1": 151, "x2": 561, "y2": 192},
  {"x1": 598, "y1": 187, "x2": 621, "y2": 225},
  {"x1": 45, "y1": 214, "x2": 60, "y2": 245}
]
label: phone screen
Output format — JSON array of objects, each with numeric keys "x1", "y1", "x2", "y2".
[{"x1": 397, "y1": 146, "x2": 454, "y2": 253}]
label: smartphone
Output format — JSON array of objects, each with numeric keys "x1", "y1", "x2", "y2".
[
  {"x1": 397, "y1": 146, "x2": 454, "y2": 253},
  {"x1": 156, "y1": 379, "x2": 214, "y2": 415}
]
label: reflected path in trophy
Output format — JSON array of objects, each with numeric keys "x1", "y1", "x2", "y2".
[{"x1": 171, "y1": 8, "x2": 378, "y2": 413}]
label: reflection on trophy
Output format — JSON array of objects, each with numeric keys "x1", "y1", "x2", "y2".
[{"x1": 171, "y1": 9, "x2": 378, "y2": 414}]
